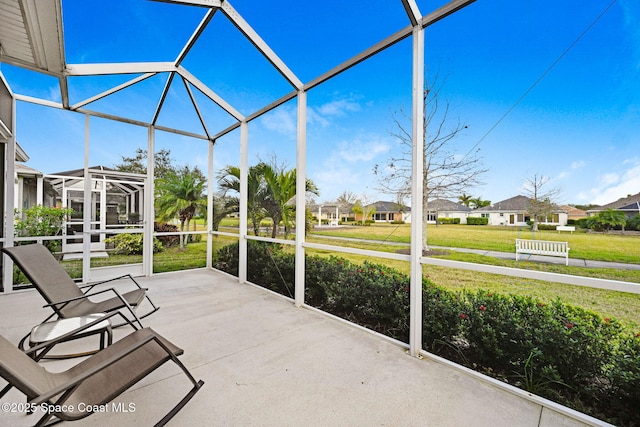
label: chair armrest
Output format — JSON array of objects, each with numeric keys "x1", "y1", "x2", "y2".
[
  {"x1": 44, "y1": 287, "x2": 135, "y2": 310},
  {"x1": 87, "y1": 274, "x2": 145, "y2": 290},
  {"x1": 30, "y1": 332, "x2": 169, "y2": 405}
]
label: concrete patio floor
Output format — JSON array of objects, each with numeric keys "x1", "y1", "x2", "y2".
[{"x1": 0, "y1": 269, "x2": 605, "y2": 426}]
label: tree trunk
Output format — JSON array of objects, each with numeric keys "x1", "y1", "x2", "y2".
[{"x1": 179, "y1": 220, "x2": 186, "y2": 249}]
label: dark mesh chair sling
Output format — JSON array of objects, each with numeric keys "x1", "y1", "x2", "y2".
[
  {"x1": 0, "y1": 326, "x2": 204, "y2": 426},
  {"x1": 2, "y1": 244, "x2": 159, "y2": 330}
]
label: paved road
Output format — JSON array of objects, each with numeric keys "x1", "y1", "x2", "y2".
[{"x1": 310, "y1": 234, "x2": 640, "y2": 271}]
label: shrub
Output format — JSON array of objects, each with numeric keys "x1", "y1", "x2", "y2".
[
  {"x1": 627, "y1": 214, "x2": 640, "y2": 231},
  {"x1": 467, "y1": 217, "x2": 488, "y2": 225},
  {"x1": 422, "y1": 282, "x2": 464, "y2": 357},
  {"x1": 104, "y1": 233, "x2": 163, "y2": 255},
  {"x1": 537, "y1": 224, "x2": 557, "y2": 231},
  {"x1": 603, "y1": 334, "x2": 640, "y2": 425},
  {"x1": 14, "y1": 205, "x2": 74, "y2": 252},
  {"x1": 437, "y1": 217, "x2": 460, "y2": 224},
  {"x1": 391, "y1": 220, "x2": 405, "y2": 224}
]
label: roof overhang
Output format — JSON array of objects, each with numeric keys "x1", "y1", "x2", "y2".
[{"x1": 0, "y1": 0, "x2": 66, "y2": 75}]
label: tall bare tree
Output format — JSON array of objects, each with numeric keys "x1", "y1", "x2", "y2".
[
  {"x1": 374, "y1": 76, "x2": 486, "y2": 251},
  {"x1": 522, "y1": 173, "x2": 561, "y2": 232},
  {"x1": 352, "y1": 193, "x2": 377, "y2": 225}
]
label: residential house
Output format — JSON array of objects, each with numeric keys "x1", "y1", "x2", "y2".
[
  {"x1": 426, "y1": 199, "x2": 472, "y2": 224},
  {"x1": 310, "y1": 202, "x2": 356, "y2": 225},
  {"x1": 368, "y1": 201, "x2": 411, "y2": 223},
  {"x1": 560, "y1": 205, "x2": 587, "y2": 222},
  {"x1": 586, "y1": 192, "x2": 640, "y2": 219},
  {"x1": 471, "y1": 195, "x2": 568, "y2": 226}
]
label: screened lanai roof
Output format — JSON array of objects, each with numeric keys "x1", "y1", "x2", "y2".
[{"x1": 0, "y1": 0, "x2": 474, "y2": 141}]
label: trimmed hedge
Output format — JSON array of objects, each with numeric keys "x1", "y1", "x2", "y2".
[
  {"x1": 215, "y1": 241, "x2": 639, "y2": 426},
  {"x1": 437, "y1": 217, "x2": 460, "y2": 224},
  {"x1": 467, "y1": 217, "x2": 488, "y2": 225}
]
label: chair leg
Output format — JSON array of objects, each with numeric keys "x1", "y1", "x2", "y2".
[
  {"x1": 0, "y1": 383, "x2": 13, "y2": 399},
  {"x1": 154, "y1": 380, "x2": 204, "y2": 427}
]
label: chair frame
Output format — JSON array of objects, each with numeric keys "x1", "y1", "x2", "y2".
[
  {"x1": 0, "y1": 312, "x2": 204, "y2": 427},
  {"x1": 2, "y1": 244, "x2": 159, "y2": 339}
]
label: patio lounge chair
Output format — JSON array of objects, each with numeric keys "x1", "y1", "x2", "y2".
[
  {"x1": 0, "y1": 323, "x2": 204, "y2": 426},
  {"x1": 2, "y1": 244, "x2": 159, "y2": 332}
]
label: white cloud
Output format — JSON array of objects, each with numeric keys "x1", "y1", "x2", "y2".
[
  {"x1": 310, "y1": 133, "x2": 392, "y2": 202},
  {"x1": 600, "y1": 172, "x2": 620, "y2": 186},
  {"x1": 335, "y1": 137, "x2": 390, "y2": 163},
  {"x1": 581, "y1": 158, "x2": 640, "y2": 205},
  {"x1": 260, "y1": 107, "x2": 297, "y2": 136},
  {"x1": 556, "y1": 159, "x2": 586, "y2": 181},
  {"x1": 257, "y1": 95, "x2": 363, "y2": 134},
  {"x1": 571, "y1": 160, "x2": 585, "y2": 170},
  {"x1": 316, "y1": 98, "x2": 361, "y2": 117}
]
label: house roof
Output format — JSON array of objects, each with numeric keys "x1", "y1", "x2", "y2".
[
  {"x1": 476, "y1": 195, "x2": 531, "y2": 212},
  {"x1": 368, "y1": 201, "x2": 410, "y2": 213},
  {"x1": 476, "y1": 195, "x2": 565, "y2": 213},
  {"x1": 427, "y1": 199, "x2": 471, "y2": 212},
  {"x1": 587, "y1": 192, "x2": 640, "y2": 214},
  {"x1": 560, "y1": 205, "x2": 587, "y2": 218},
  {"x1": 15, "y1": 162, "x2": 42, "y2": 177}
]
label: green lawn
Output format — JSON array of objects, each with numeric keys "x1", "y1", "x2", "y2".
[{"x1": 311, "y1": 223, "x2": 640, "y2": 264}]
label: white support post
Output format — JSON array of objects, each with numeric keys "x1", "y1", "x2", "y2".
[
  {"x1": 143, "y1": 126, "x2": 155, "y2": 276},
  {"x1": 82, "y1": 114, "x2": 91, "y2": 283},
  {"x1": 99, "y1": 176, "x2": 107, "y2": 245},
  {"x1": 294, "y1": 90, "x2": 307, "y2": 307},
  {"x1": 2, "y1": 96, "x2": 17, "y2": 292},
  {"x1": 238, "y1": 122, "x2": 249, "y2": 283},
  {"x1": 206, "y1": 139, "x2": 214, "y2": 269},
  {"x1": 36, "y1": 175, "x2": 43, "y2": 205},
  {"x1": 409, "y1": 25, "x2": 425, "y2": 357}
]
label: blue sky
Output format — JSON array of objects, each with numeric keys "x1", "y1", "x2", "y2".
[{"x1": 2, "y1": 0, "x2": 639, "y2": 206}]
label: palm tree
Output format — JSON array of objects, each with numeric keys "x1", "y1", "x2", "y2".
[
  {"x1": 217, "y1": 164, "x2": 268, "y2": 235},
  {"x1": 155, "y1": 166, "x2": 207, "y2": 249},
  {"x1": 218, "y1": 161, "x2": 319, "y2": 238},
  {"x1": 458, "y1": 193, "x2": 472, "y2": 207},
  {"x1": 262, "y1": 165, "x2": 319, "y2": 238},
  {"x1": 470, "y1": 197, "x2": 490, "y2": 209}
]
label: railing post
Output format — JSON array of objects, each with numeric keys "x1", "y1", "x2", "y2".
[{"x1": 409, "y1": 24, "x2": 425, "y2": 357}]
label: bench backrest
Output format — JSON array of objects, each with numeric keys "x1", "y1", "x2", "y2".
[{"x1": 516, "y1": 239, "x2": 568, "y2": 253}]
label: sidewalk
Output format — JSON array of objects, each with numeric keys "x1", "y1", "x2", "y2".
[
  {"x1": 430, "y1": 246, "x2": 640, "y2": 270},
  {"x1": 310, "y1": 234, "x2": 640, "y2": 270}
]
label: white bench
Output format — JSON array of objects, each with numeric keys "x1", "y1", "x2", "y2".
[
  {"x1": 515, "y1": 238, "x2": 570, "y2": 265},
  {"x1": 556, "y1": 225, "x2": 575, "y2": 233}
]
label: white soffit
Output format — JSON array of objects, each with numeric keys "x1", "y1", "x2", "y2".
[{"x1": 0, "y1": 0, "x2": 65, "y2": 75}]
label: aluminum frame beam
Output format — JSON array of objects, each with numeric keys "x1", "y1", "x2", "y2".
[
  {"x1": 70, "y1": 73, "x2": 157, "y2": 110},
  {"x1": 219, "y1": 1, "x2": 303, "y2": 90},
  {"x1": 174, "y1": 7, "x2": 218, "y2": 66},
  {"x1": 177, "y1": 66, "x2": 245, "y2": 121},
  {"x1": 65, "y1": 62, "x2": 176, "y2": 76},
  {"x1": 182, "y1": 76, "x2": 211, "y2": 139}
]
